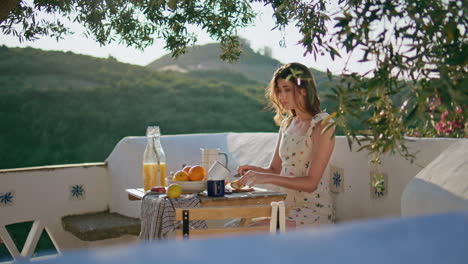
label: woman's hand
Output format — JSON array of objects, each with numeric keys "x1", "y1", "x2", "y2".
[
  {"x1": 237, "y1": 170, "x2": 269, "y2": 187},
  {"x1": 237, "y1": 165, "x2": 259, "y2": 176}
]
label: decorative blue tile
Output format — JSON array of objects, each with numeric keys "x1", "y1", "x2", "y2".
[
  {"x1": 329, "y1": 165, "x2": 344, "y2": 193},
  {"x1": 0, "y1": 190, "x2": 14, "y2": 206},
  {"x1": 333, "y1": 171, "x2": 342, "y2": 188},
  {"x1": 370, "y1": 171, "x2": 388, "y2": 199},
  {"x1": 69, "y1": 184, "x2": 86, "y2": 200}
]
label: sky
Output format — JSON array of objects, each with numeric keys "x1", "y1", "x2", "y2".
[{"x1": 0, "y1": 2, "x2": 374, "y2": 75}]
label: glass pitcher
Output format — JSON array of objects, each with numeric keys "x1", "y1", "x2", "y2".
[{"x1": 142, "y1": 126, "x2": 167, "y2": 191}]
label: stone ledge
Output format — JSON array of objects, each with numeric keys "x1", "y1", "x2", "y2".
[
  {"x1": 62, "y1": 210, "x2": 140, "y2": 241},
  {"x1": 0, "y1": 162, "x2": 107, "y2": 173}
]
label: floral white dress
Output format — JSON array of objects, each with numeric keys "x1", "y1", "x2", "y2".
[{"x1": 276, "y1": 112, "x2": 335, "y2": 227}]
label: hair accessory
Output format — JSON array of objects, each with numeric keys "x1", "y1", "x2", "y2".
[{"x1": 297, "y1": 78, "x2": 301, "y2": 86}]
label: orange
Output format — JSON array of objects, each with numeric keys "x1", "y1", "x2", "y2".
[
  {"x1": 182, "y1": 165, "x2": 191, "y2": 174},
  {"x1": 188, "y1": 165, "x2": 206, "y2": 181},
  {"x1": 173, "y1": 170, "x2": 190, "y2": 181}
]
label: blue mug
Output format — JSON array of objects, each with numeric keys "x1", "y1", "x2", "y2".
[{"x1": 207, "y1": 180, "x2": 225, "y2": 197}]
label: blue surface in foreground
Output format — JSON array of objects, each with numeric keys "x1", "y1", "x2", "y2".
[{"x1": 25, "y1": 210, "x2": 468, "y2": 264}]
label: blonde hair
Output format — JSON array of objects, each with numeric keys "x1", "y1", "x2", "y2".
[{"x1": 265, "y1": 62, "x2": 321, "y2": 126}]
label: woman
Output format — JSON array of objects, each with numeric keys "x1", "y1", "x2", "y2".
[{"x1": 237, "y1": 62, "x2": 335, "y2": 228}]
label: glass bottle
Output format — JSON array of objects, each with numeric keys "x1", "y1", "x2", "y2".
[{"x1": 142, "y1": 126, "x2": 167, "y2": 191}]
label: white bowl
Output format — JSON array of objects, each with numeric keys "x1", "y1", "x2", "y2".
[{"x1": 167, "y1": 179, "x2": 207, "y2": 193}]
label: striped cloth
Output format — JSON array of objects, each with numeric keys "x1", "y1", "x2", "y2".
[{"x1": 139, "y1": 194, "x2": 207, "y2": 241}]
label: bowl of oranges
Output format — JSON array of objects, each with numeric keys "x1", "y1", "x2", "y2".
[{"x1": 168, "y1": 165, "x2": 207, "y2": 193}]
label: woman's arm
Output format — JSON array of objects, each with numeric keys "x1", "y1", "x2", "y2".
[
  {"x1": 238, "y1": 121, "x2": 335, "y2": 193},
  {"x1": 237, "y1": 130, "x2": 283, "y2": 175}
]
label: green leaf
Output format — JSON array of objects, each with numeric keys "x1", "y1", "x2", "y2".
[
  {"x1": 357, "y1": 144, "x2": 371, "y2": 152},
  {"x1": 346, "y1": 134, "x2": 353, "y2": 151},
  {"x1": 367, "y1": 96, "x2": 380, "y2": 103},
  {"x1": 327, "y1": 68, "x2": 332, "y2": 81}
]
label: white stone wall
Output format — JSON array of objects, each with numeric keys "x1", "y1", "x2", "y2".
[
  {"x1": 401, "y1": 140, "x2": 468, "y2": 216},
  {"x1": 0, "y1": 164, "x2": 110, "y2": 252},
  {"x1": 333, "y1": 137, "x2": 462, "y2": 222},
  {"x1": 105, "y1": 133, "x2": 463, "y2": 222}
]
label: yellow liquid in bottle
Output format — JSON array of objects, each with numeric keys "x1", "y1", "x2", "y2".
[{"x1": 143, "y1": 163, "x2": 167, "y2": 191}]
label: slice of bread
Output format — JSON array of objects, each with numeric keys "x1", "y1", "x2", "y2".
[{"x1": 230, "y1": 179, "x2": 245, "y2": 189}]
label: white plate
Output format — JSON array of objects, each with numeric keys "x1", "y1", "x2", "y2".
[{"x1": 167, "y1": 179, "x2": 207, "y2": 193}]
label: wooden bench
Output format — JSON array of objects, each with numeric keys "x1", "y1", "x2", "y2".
[{"x1": 61, "y1": 210, "x2": 140, "y2": 241}]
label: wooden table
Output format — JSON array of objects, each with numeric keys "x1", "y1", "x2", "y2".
[
  {"x1": 126, "y1": 187, "x2": 287, "y2": 207},
  {"x1": 128, "y1": 187, "x2": 288, "y2": 239}
]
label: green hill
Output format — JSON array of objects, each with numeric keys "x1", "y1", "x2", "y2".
[
  {"x1": 0, "y1": 43, "x2": 342, "y2": 169},
  {"x1": 147, "y1": 42, "x2": 280, "y2": 83},
  {"x1": 0, "y1": 46, "x2": 281, "y2": 169},
  {"x1": 146, "y1": 41, "x2": 332, "y2": 86},
  {"x1": 147, "y1": 42, "x2": 338, "y2": 110}
]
